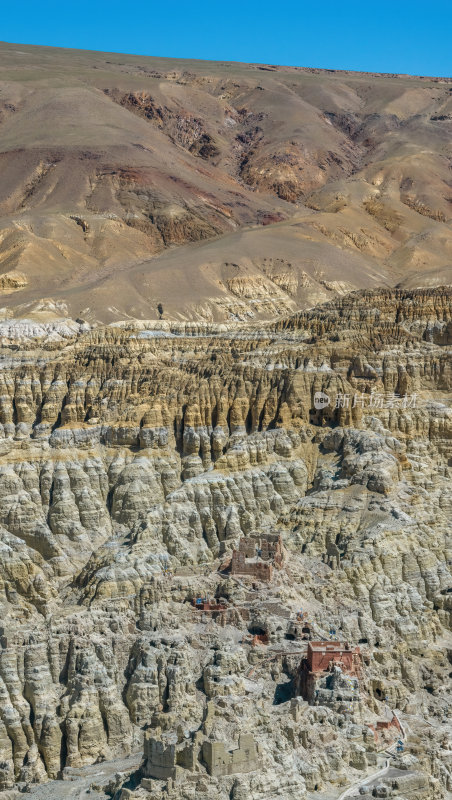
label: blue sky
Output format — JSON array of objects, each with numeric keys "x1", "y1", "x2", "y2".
[{"x1": 2, "y1": 0, "x2": 451, "y2": 76}]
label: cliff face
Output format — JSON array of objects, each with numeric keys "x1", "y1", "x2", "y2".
[
  {"x1": 0, "y1": 43, "x2": 451, "y2": 322},
  {"x1": 0, "y1": 287, "x2": 450, "y2": 798}
]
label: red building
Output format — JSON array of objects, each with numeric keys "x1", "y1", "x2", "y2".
[
  {"x1": 307, "y1": 641, "x2": 361, "y2": 676},
  {"x1": 229, "y1": 533, "x2": 284, "y2": 581},
  {"x1": 230, "y1": 550, "x2": 273, "y2": 581},
  {"x1": 191, "y1": 598, "x2": 227, "y2": 612},
  {"x1": 296, "y1": 641, "x2": 362, "y2": 702}
]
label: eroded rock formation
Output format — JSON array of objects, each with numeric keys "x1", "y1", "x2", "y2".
[{"x1": 0, "y1": 287, "x2": 450, "y2": 799}]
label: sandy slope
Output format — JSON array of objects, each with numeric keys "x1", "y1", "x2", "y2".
[{"x1": 0, "y1": 42, "x2": 451, "y2": 321}]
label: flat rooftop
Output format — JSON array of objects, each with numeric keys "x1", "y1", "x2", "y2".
[{"x1": 308, "y1": 641, "x2": 354, "y2": 651}]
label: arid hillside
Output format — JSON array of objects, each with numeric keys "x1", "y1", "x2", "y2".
[{"x1": 0, "y1": 42, "x2": 451, "y2": 322}]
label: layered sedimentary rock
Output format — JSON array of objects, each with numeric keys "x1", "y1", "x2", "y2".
[{"x1": 0, "y1": 287, "x2": 450, "y2": 798}]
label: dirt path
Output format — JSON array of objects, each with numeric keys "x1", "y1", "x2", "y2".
[
  {"x1": 22, "y1": 753, "x2": 141, "y2": 800},
  {"x1": 337, "y1": 710, "x2": 407, "y2": 799}
]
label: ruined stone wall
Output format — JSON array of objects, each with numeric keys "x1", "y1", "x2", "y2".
[{"x1": 202, "y1": 734, "x2": 259, "y2": 777}]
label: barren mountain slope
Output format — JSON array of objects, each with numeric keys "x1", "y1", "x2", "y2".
[{"x1": 0, "y1": 42, "x2": 451, "y2": 321}]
